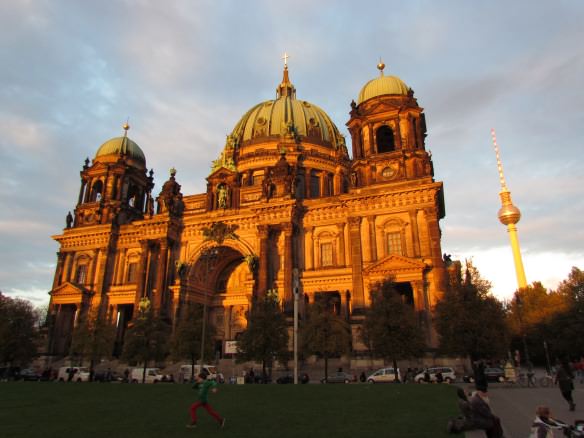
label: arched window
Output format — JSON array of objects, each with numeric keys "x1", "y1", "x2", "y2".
[
  {"x1": 310, "y1": 170, "x2": 320, "y2": 198},
  {"x1": 75, "y1": 264, "x2": 88, "y2": 284},
  {"x1": 126, "y1": 263, "x2": 138, "y2": 283},
  {"x1": 376, "y1": 126, "x2": 395, "y2": 153},
  {"x1": 90, "y1": 180, "x2": 103, "y2": 202},
  {"x1": 382, "y1": 219, "x2": 407, "y2": 257}
]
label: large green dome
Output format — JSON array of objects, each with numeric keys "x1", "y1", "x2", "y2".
[
  {"x1": 95, "y1": 135, "x2": 146, "y2": 167},
  {"x1": 228, "y1": 66, "x2": 345, "y2": 149},
  {"x1": 357, "y1": 64, "x2": 410, "y2": 104}
]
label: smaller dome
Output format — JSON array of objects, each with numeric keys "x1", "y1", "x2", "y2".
[
  {"x1": 357, "y1": 65, "x2": 410, "y2": 104},
  {"x1": 95, "y1": 136, "x2": 146, "y2": 166}
]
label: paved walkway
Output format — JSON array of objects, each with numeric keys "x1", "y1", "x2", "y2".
[{"x1": 463, "y1": 383, "x2": 583, "y2": 438}]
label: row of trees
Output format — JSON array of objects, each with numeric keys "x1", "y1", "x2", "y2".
[{"x1": 2, "y1": 264, "x2": 583, "y2": 374}]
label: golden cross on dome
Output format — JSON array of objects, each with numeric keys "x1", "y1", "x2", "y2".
[{"x1": 282, "y1": 52, "x2": 290, "y2": 67}]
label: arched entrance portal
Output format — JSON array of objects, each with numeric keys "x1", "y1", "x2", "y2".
[{"x1": 186, "y1": 245, "x2": 254, "y2": 358}]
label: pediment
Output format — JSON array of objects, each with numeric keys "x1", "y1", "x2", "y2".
[
  {"x1": 364, "y1": 254, "x2": 426, "y2": 275},
  {"x1": 207, "y1": 167, "x2": 237, "y2": 181},
  {"x1": 50, "y1": 282, "x2": 89, "y2": 298}
]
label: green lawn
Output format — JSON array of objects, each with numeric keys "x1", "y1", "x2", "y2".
[{"x1": 0, "y1": 382, "x2": 459, "y2": 438}]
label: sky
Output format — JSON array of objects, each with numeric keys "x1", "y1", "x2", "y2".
[{"x1": 1, "y1": 0, "x2": 583, "y2": 306}]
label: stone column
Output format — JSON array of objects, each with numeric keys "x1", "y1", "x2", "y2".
[
  {"x1": 368, "y1": 123, "x2": 374, "y2": 155},
  {"x1": 340, "y1": 290, "x2": 348, "y2": 319},
  {"x1": 304, "y1": 168, "x2": 311, "y2": 199},
  {"x1": 257, "y1": 225, "x2": 270, "y2": 297},
  {"x1": 319, "y1": 171, "x2": 325, "y2": 197},
  {"x1": 367, "y1": 215, "x2": 377, "y2": 262},
  {"x1": 88, "y1": 249, "x2": 100, "y2": 287},
  {"x1": 52, "y1": 252, "x2": 66, "y2": 289},
  {"x1": 334, "y1": 169, "x2": 342, "y2": 195},
  {"x1": 282, "y1": 223, "x2": 294, "y2": 312},
  {"x1": 305, "y1": 227, "x2": 314, "y2": 270},
  {"x1": 348, "y1": 216, "x2": 365, "y2": 310},
  {"x1": 153, "y1": 238, "x2": 169, "y2": 313},
  {"x1": 115, "y1": 248, "x2": 127, "y2": 285},
  {"x1": 78, "y1": 179, "x2": 86, "y2": 205},
  {"x1": 134, "y1": 240, "x2": 150, "y2": 309},
  {"x1": 336, "y1": 223, "x2": 346, "y2": 267},
  {"x1": 409, "y1": 209, "x2": 421, "y2": 257},
  {"x1": 224, "y1": 306, "x2": 232, "y2": 340},
  {"x1": 63, "y1": 252, "x2": 75, "y2": 283}
]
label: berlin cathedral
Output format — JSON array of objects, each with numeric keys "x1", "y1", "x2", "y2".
[{"x1": 47, "y1": 60, "x2": 447, "y2": 358}]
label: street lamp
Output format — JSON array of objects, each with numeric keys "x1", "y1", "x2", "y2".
[{"x1": 199, "y1": 247, "x2": 218, "y2": 370}]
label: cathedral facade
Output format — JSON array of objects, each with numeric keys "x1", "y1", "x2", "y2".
[{"x1": 47, "y1": 62, "x2": 446, "y2": 358}]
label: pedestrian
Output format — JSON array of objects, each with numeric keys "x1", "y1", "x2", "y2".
[
  {"x1": 529, "y1": 406, "x2": 563, "y2": 438},
  {"x1": 474, "y1": 361, "x2": 488, "y2": 393},
  {"x1": 527, "y1": 362, "x2": 536, "y2": 387},
  {"x1": 187, "y1": 373, "x2": 225, "y2": 429},
  {"x1": 555, "y1": 361, "x2": 576, "y2": 411}
]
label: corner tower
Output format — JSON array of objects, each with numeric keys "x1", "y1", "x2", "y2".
[{"x1": 346, "y1": 62, "x2": 447, "y2": 346}]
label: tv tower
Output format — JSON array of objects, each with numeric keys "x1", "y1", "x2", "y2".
[{"x1": 491, "y1": 129, "x2": 527, "y2": 289}]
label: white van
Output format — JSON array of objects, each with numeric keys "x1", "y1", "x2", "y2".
[
  {"x1": 57, "y1": 366, "x2": 91, "y2": 382},
  {"x1": 179, "y1": 364, "x2": 224, "y2": 383},
  {"x1": 367, "y1": 367, "x2": 401, "y2": 383},
  {"x1": 130, "y1": 367, "x2": 165, "y2": 384}
]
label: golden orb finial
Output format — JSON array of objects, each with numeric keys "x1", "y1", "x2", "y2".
[
  {"x1": 377, "y1": 58, "x2": 385, "y2": 75},
  {"x1": 123, "y1": 119, "x2": 130, "y2": 132}
]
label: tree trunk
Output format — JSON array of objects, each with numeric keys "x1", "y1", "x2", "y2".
[
  {"x1": 324, "y1": 354, "x2": 329, "y2": 382},
  {"x1": 392, "y1": 358, "x2": 400, "y2": 383},
  {"x1": 142, "y1": 362, "x2": 147, "y2": 384},
  {"x1": 89, "y1": 358, "x2": 95, "y2": 382},
  {"x1": 191, "y1": 354, "x2": 196, "y2": 382}
]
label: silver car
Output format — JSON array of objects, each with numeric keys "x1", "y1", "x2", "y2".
[
  {"x1": 414, "y1": 366, "x2": 456, "y2": 383},
  {"x1": 367, "y1": 367, "x2": 401, "y2": 383}
]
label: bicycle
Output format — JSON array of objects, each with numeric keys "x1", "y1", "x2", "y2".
[{"x1": 538, "y1": 373, "x2": 554, "y2": 387}]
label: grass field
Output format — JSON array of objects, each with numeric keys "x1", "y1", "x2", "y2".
[{"x1": 0, "y1": 382, "x2": 459, "y2": 438}]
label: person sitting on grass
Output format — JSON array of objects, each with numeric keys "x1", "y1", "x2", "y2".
[
  {"x1": 448, "y1": 385, "x2": 504, "y2": 437},
  {"x1": 187, "y1": 373, "x2": 225, "y2": 429}
]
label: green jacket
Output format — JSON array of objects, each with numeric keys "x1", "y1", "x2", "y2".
[{"x1": 193, "y1": 379, "x2": 217, "y2": 403}]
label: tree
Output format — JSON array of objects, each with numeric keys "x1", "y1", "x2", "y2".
[
  {"x1": 170, "y1": 303, "x2": 216, "y2": 381},
  {"x1": 69, "y1": 307, "x2": 116, "y2": 376},
  {"x1": 362, "y1": 280, "x2": 426, "y2": 381},
  {"x1": 300, "y1": 298, "x2": 352, "y2": 381},
  {"x1": 122, "y1": 298, "x2": 170, "y2": 383},
  {"x1": 236, "y1": 295, "x2": 289, "y2": 381},
  {"x1": 541, "y1": 267, "x2": 584, "y2": 360},
  {"x1": 434, "y1": 260, "x2": 508, "y2": 361},
  {"x1": 0, "y1": 293, "x2": 40, "y2": 367}
]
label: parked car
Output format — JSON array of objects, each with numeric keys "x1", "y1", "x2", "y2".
[
  {"x1": 130, "y1": 367, "x2": 165, "y2": 384},
  {"x1": 414, "y1": 367, "x2": 457, "y2": 384},
  {"x1": 367, "y1": 367, "x2": 401, "y2": 383},
  {"x1": 93, "y1": 370, "x2": 123, "y2": 382},
  {"x1": 16, "y1": 368, "x2": 42, "y2": 381},
  {"x1": 276, "y1": 375, "x2": 294, "y2": 384},
  {"x1": 57, "y1": 366, "x2": 91, "y2": 382},
  {"x1": 321, "y1": 371, "x2": 356, "y2": 384},
  {"x1": 463, "y1": 367, "x2": 505, "y2": 383}
]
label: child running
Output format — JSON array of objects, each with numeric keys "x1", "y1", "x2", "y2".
[{"x1": 187, "y1": 373, "x2": 225, "y2": 429}]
